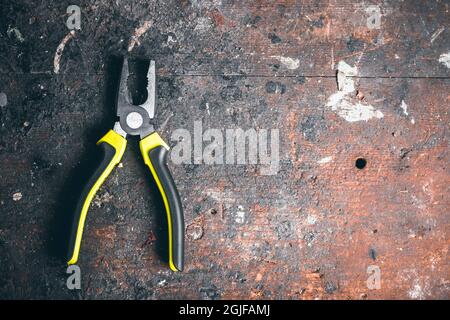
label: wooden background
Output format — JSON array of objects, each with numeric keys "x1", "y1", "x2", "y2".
[{"x1": 0, "y1": 0, "x2": 448, "y2": 299}]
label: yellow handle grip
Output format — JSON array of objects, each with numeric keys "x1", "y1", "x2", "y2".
[{"x1": 67, "y1": 130, "x2": 127, "y2": 265}]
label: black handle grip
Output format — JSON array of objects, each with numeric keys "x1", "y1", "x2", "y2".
[
  {"x1": 139, "y1": 132, "x2": 184, "y2": 271},
  {"x1": 148, "y1": 146, "x2": 184, "y2": 271}
]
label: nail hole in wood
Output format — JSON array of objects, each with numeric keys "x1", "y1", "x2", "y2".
[{"x1": 355, "y1": 158, "x2": 367, "y2": 169}]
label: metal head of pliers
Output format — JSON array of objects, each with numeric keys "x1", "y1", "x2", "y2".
[{"x1": 113, "y1": 57, "x2": 156, "y2": 139}]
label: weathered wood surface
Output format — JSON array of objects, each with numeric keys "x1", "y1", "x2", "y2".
[{"x1": 0, "y1": 0, "x2": 449, "y2": 299}]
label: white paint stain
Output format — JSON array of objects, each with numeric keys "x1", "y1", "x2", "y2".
[
  {"x1": 429, "y1": 256, "x2": 438, "y2": 271},
  {"x1": 326, "y1": 61, "x2": 384, "y2": 122},
  {"x1": 187, "y1": 224, "x2": 204, "y2": 240},
  {"x1": 438, "y1": 52, "x2": 450, "y2": 68},
  {"x1": 53, "y1": 30, "x2": 76, "y2": 74},
  {"x1": 194, "y1": 17, "x2": 213, "y2": 33},
  {"x1": 400, "y1": 100, "x2": 415, "y2": 124},
  {"x1": 157, "y1": 280, "x2": 167, "y2": 287},
  {"x1": 205, "y1": 189, "x2": 235, "y2": 203},
  {"x1": 306, "y1": 215, "x2": 317, "y2": 225},
  {"x1": 327, "y1": 94, "x2": 384, "y2": 122},
  {"x1": 270, "y1": 55, "x2": 300, "y2": 70},
  {"x1": 167, "y1": 34, "x2": 176, "y2": 44},
  {"x1": 398, "y1": 269, "x2": 430, "y2": 299},
  {"x1": 12, "y1": 192, "x2": 22, "y2": 201},
  {"x1": 408, "y1": 283, "x2": 423, "y2": 299},
  {"x1": 411, "y1": 195, "x2": 426, "y2": 210},
  {"x1": 190, "y1": 0, "x2": 221, "y2": 10},
  {"x1": 317, "y1": 156, "x2": 332, "y2": 164},
  {"x1": 0, "y1": 92, "x2": 7, "y2": 107},
  {"x1": 93, "y1": 191, "x2": 113, "y2": 208},
  {"x1": 7, "y1": 25, "x2": 25, "y2": 42},
  {"x1": 330, "y1": 46, "x2": 335, "y2": 70},
  {"x1": 128, "y1": 20, "x2": 153, "y2": 52},
  {"x1": 336, "y1": 61, "x2": 357, "y2": 92},
  {"x1": 235, "y1": 205, "x2": 245, "y2": 224},
  {"x1": 430, "y1": 26, "x2": 445, "y2": 44},
  {"x1": 422, "y1": 178, "x2": 434, "y2": 201},
  {"x1": 400, "y1": 100, "x2": 409, "y2": 116}
]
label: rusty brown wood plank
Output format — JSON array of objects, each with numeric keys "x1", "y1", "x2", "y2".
[{"x1": 1, "y1": 71, "x2": 448, "y2": 299}]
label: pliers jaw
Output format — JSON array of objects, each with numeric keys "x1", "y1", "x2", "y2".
[{"x1": 114, "y1": 57, "x2": 156, "y2": 139}]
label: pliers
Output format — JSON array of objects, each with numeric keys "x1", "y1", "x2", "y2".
[{"x1": 67, "y1": 57, "x2": 184, "y2": 271}]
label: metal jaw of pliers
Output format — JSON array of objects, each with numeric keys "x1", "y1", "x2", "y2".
[{"x1": 67, "y1": 57, "x2": 184, "y2": 272}]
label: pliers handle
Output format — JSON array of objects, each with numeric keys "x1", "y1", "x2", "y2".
[
  {"x1": 140, "y1": 132, "x2": 184, "y2": 272},
  {"x1": 67, "y1": 130, "x2": 184, "y2": 272}
]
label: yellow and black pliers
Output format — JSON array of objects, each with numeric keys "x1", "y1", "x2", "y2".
[{"x1": 67, "y1": 57, "x2": 184, "y2": 271}]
